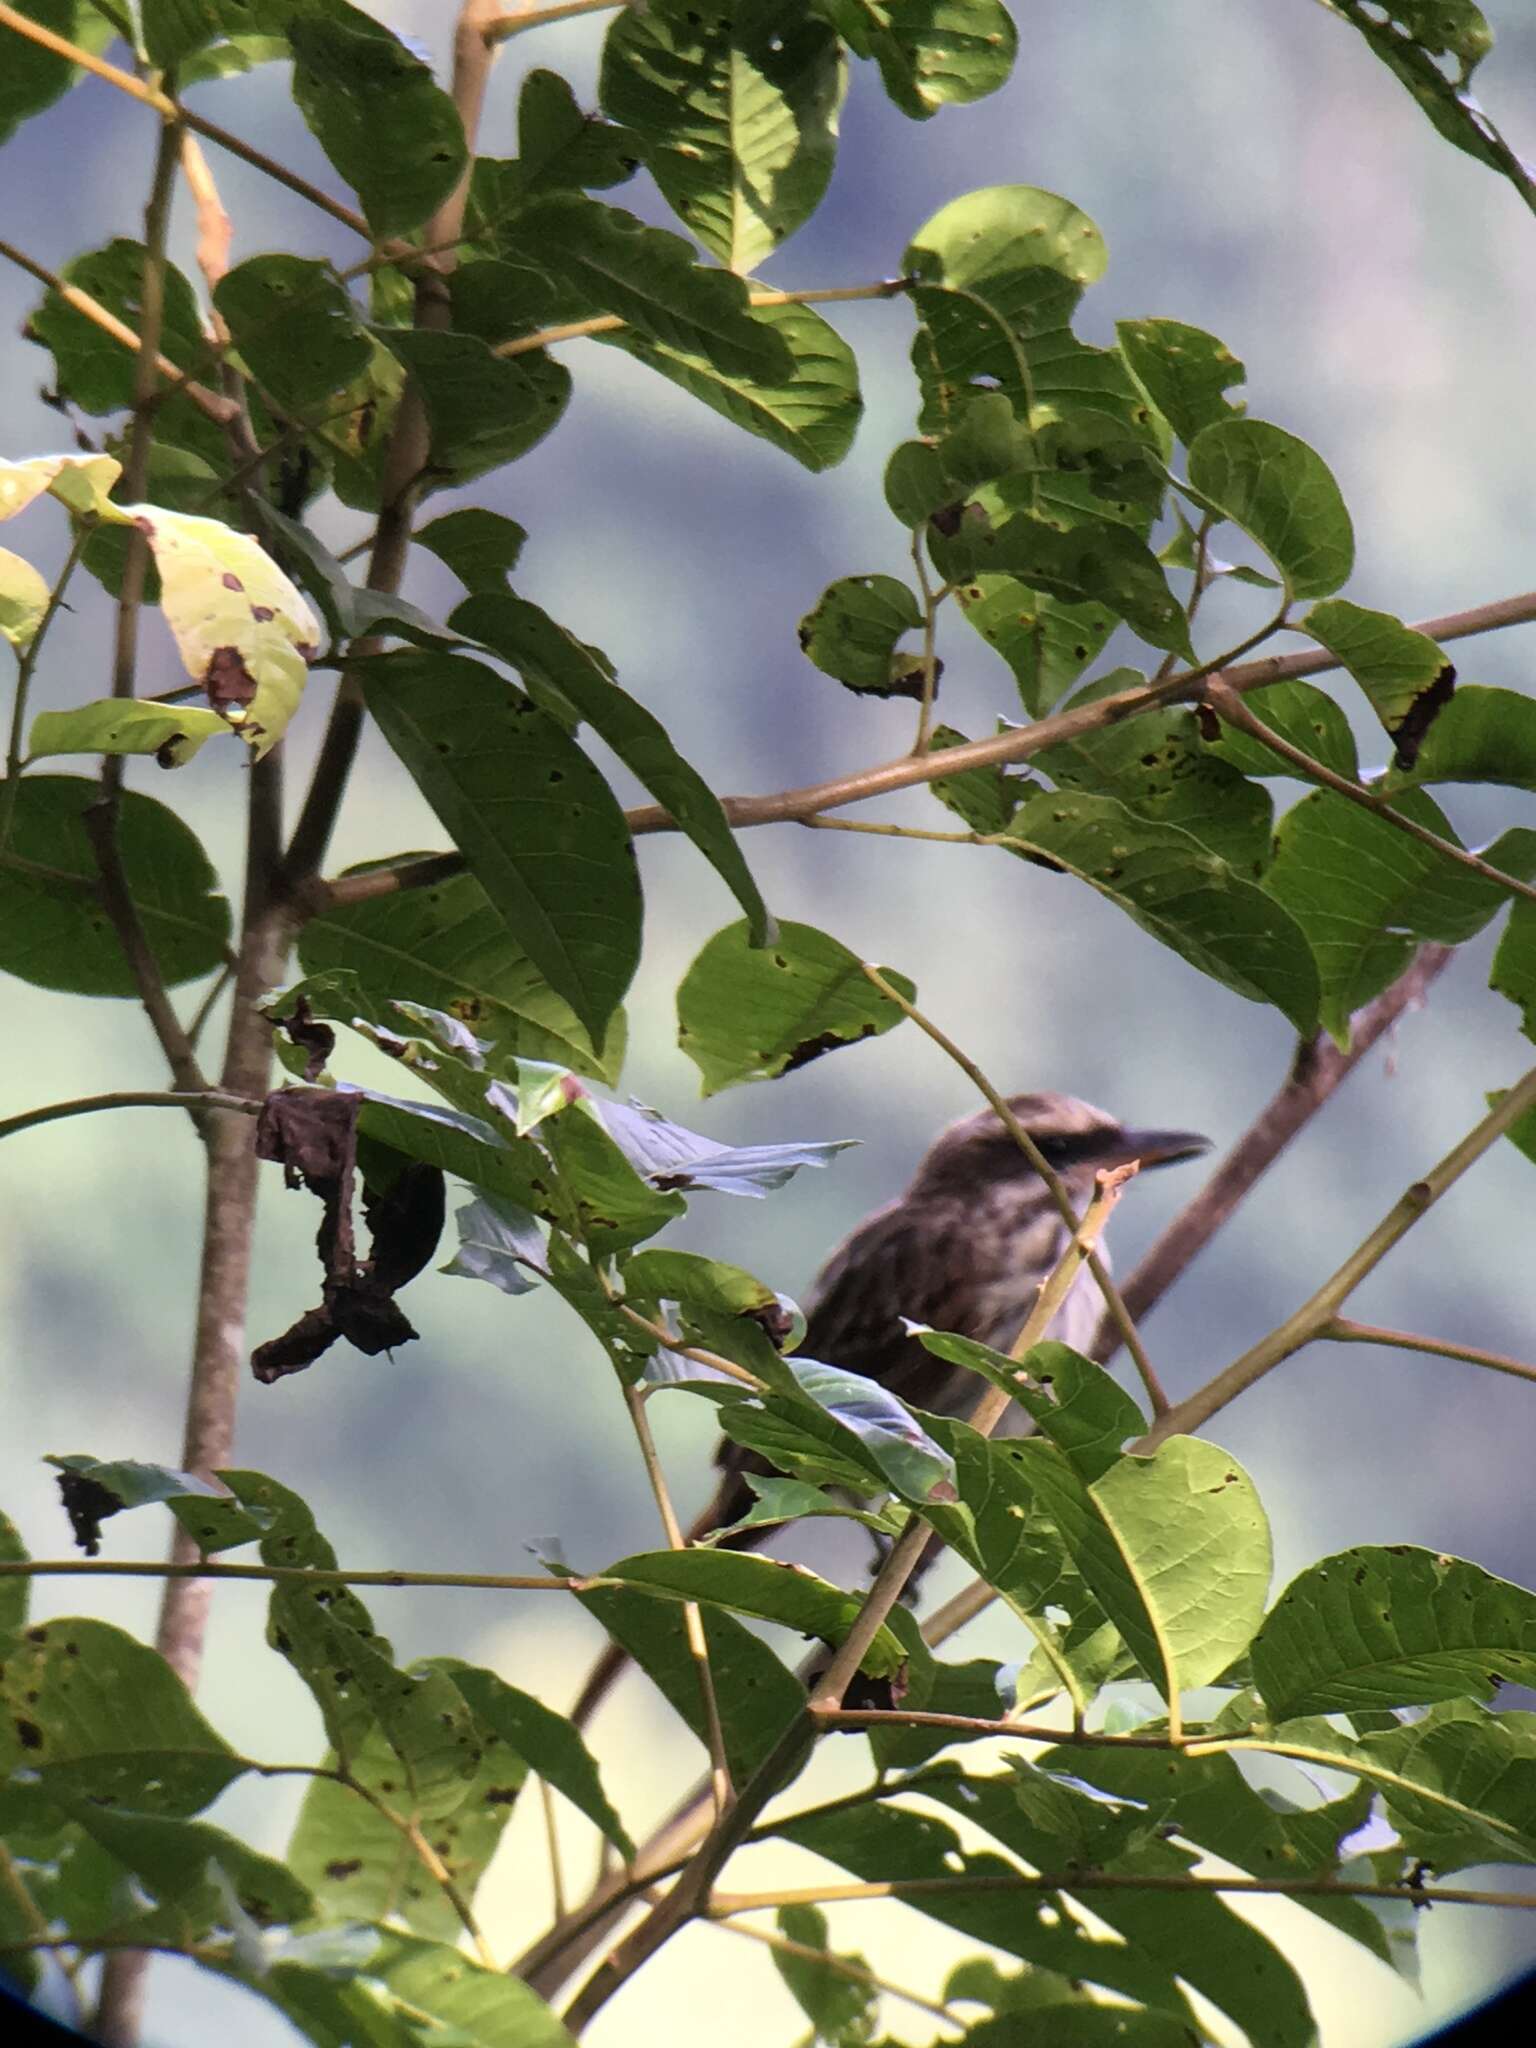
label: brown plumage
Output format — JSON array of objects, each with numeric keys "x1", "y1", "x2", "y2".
[
  {"x1": 696, "y1": 1091, "x2": 1210, "y2": 1541},
  {"x1": 570, "y1": 1093, "x2": 1208, "y2": 1727}
]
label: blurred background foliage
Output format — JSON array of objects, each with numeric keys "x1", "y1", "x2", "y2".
[{"x1": 5, "y1": 2, "x2": 1536, "y2": 2040}]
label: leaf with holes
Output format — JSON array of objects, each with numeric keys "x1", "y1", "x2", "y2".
[
  {"x1": 600, "y1": 0, "x2": 844, "y2": 272},
  {"x1": 678, "y1": 918, "x2": 912, "y2": 1092}
]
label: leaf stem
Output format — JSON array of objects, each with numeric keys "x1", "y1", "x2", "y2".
[
  {"x1": 494, "y1": 279, "x2": 911, "y2": 358},
  {"x1": 713, "y1": 1913, "x2": 961, "y2": 2031},
  {"x1": 485, "y1": 0, "x2": 624, "y2": 40},
  {"x1": 0, "y1": 5, "x2": 373, "y2": 240},
  {"x1": 0, "y1": 1557, "x2": 601, "y2": 1590},
  {"x1": 0, "y1": 1088, "x2": 255, "y2": 1145}
]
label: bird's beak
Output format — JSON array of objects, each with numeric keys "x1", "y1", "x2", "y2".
[{"x1": 1105, "y1": 1127, "x2": 1212, "y2": 1171}]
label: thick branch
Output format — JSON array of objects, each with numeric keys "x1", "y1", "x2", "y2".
[
  {"x1": 1140, "y1": 1059, "x2": 1536, "y2": 1450},
  {"x1": 1092, "y1": 944, "x2": 1454, "y2": 1360}
]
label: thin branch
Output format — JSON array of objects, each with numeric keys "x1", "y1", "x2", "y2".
[
  {"x1": 82, "y1": 802, "x2": 209, "y2": 1105},
  {"x1": 1323, "y1": 1316, "x2": 1536, "y2": 1389},
  {"x1": 178, "y1": 133, "x2": 233, "y2": 295},
  {"x1": 0, "y1": 233, "x2": 237, "y2": 426},
  {"x1": 0, "y1": 5, "x2": 373, "y2": 241},
  {"x1": 617, "y1": 1304, "x2": 767, "y2": 1390},
  {"x1": 624, "y1": 1382, "x2": 735, "y2": 1813},
  {"x1": 485, "y1": 0, "x2": 624, "y2": 41},
  {"x1": 1140, "y1": 1059, "x2": 1536, "y2": 1450},
  {"x1": 539, "y1": 1778, "x2": 569, "y2": 1921},
  {"x1": 1, "y1": 527, "x2": 90, "y2": 852},
  {"x1": 804, "y1": 1513, "x2": 932, "y2": 1715},
  {"x1": 859, "y1": 966, "x2": 1165, "y2": 1411},
  {"x1": 1092, "y1": 943, "x2": 1454, "y2": 1361},
  {"x1": 709, "y1": 1872, "x2": 1536, "y2": 1914},
  {"x1": 0, "y1": 1088, "x2": 256, "y2": 1144},
  {"x1": 616, "y1": 588, "x2": 1536, "y2": 838},
  {"x1": 494, "y1": 279, "x2": 912, "y2": 358},
  {"x1": 815, "y1": 1707, "x2": 1182, "y2": 1747},
  {"x1": 714, "y1": 1914, "x2": 962, "y2": 2031},
  {"x1": 0, "y1": 1558, "x2": 594, "y2": 1591},
  {"x1": 1206, "y1": 677, "x2": 1536, "y2": 908}
]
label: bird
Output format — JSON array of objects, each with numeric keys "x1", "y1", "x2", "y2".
[{"x1": 570, "y1": 1092, "x2": 1209, "y2": 1726}]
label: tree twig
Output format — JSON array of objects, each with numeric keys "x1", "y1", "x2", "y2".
[
  {"x1": 708, "y1": 1871, "x2": 1536, "y2": 1914},
  {"x1": 1322, "y1": 1316, "x2": 1536, "y2": 1389}
]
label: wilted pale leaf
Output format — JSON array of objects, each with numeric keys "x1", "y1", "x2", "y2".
[{"x1": 0, "y1": 451, "x2": 124, "y2": 523}]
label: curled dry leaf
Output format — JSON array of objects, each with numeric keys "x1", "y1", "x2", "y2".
[{"x1": 251, "y1": 1088, "x2": 445, "y2": 1382}]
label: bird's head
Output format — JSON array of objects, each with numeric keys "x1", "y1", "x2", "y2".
[{"x1": 907, "y1": 1092, "x2": 1211, "y2": 1199}]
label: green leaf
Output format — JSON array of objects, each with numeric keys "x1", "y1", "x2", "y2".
[
  {"x1": 779, "y1": 1800, "x2": 1200, "y2": 2022},
  {"x1": 351, "y1": 1089, "x2": 552, "y2": 1216},
  {"x1": 467, "y1": 67, "x2": 639, "y2": 229},
  {"x1": 1199, "y1": 677, "x2": 1359, "y2": 780},
  {"x1": 0, "y1": 1616, "x2": 245, "y2": 1813},
  {"x1": 299, "y1": 866, "x2": 622, "y2": 1084},
  {"x1": 623, "y1": 1247, "x2": 778, "y2": 1318},
  {"x1": 797, "y1": 573, "x2": 926, "y2": 696},
  {"x1": 214, "y1": 254, "x2": 372, "y2": 413},
  {"x1": 0, "y1": 773, "x2": 231, "y2": 995},
  {"x1": 788, "y1": 1356, "x2": 957, "y2": 1504},
  {"x1": 576, "y1": 1580, "x2": 805, "y2": 1782},
  {"x1": 1186, "y1": 418, "x2": 1354, "y2": 598},
  {"x1": 922, "y1": 1771, "x2": 1316, "y2": 2048},
  {"x1": 43, "y1": 1454, "x2": 259, "y2": 1552},
  {"x1": 884, "y1": 439, "x2": 952, "y2": 527},
  {"x1": 1003, "y1": 788, "x2": 1320, "y2": 1031},
  {"x1": 60, "y1": 1801, "x2": 313, "y2": 1939},
  {"x1": 1318, "y1": 1, "x2": 1525, "y2": 207},
  {"x1": 773, "y1": 1902, "x2": 877, "y2": 2045},
  {"x1": 600, "y1": 0, "x2": 844, "y2": 272},
  {"x1": 284, "y1": 1696, "x2": 523, "y2": 1942},
  {"x1": 289, "y1": 8, "x2": 467, "y2": 237},
  {"x1": 0, "y1": 544, "x2": 48, "y2": 649},
  {"x1": 828, "y1": 0, "x2": 1017, "y2": 121},
  {"x1": 0, "y1": 2, "x2": 114, "y2": 145},
  {"x1": 140, "y1": 0, "x2": 288, "y2": 68},
  {"x1": 384, "y1": 329, "x2": 571, "y2": 483},
  {"x1": 604, "y1": 1548, "x2": 907, "y2": 1676},
  {"x1": 538, "y1": 1098, "x2": 687, "y2": 1255},
  {"x1": 1385, "y1": 684, "x2": 1536, "y2": 794},
  {"x1": 1252, "y1": 1545, "x2": 1536, "y2": 1720},
  {"x1": 956, "y1": 578, "x2": 1119, "y2": 715},
  {"x1": 0, "y1": 1510, "x2": 29, "y2": 1640},
  {"x1": 926, "y1": 725, "x2": 1030, "y2": 833},
  {"x1": 449, "y1": 1664, "x2": 635, "y2": 1860},
  {"x1": 599, "y1": 298, "x2": 861, "y2": 471},
  {"x1": 598, "y1": 1098, "x2": 856, "y2": 1195},
  {"x1": 917, "y1": 1337, "x2": 1145, "y2": 1481},
  {"x1": 1301, "y1": 598, "x2": 1454, "y2": 763},
  {"x1": 1259, "y1": 1702, "x2": 1536, "y2": 1875},
  {"x1": 441, "y1": 1189, "x2": 545, "y2": 1296},
  {"x1": 26, "y1": 240, "x2": 227, "y2": 467},
  {"x1": 511, "y1": 195, "x2": 796, "y2": 383},
  {"x1": 28, "y1": 697, "x2": 230, "y2": 768},
  {"x1": 931, "y1": 507, "x2": 1192, "y2": 660},
  {"x1": 1034, "y1": 675, "x2": 1273, "y2": 874},
  {"x1": 677, "y1": 918, "x2": 912, "y2": 1092},
  {"x1": 1116, "y1": 318, "x2": 1246, "y2": 444},
  {"x1": 416, "y1": 509, "x2": 528, "y2": 593},
  {"x1": 362, "y1": 651, "x2": 640, "y2": 1048},
  {"x1": 454, "y1": 591, "x2": 772, "y2": 944},
  {"x1": 1045, "y1": 1741, "x2": 1395, "y2": 1965},
  {"x1": 1265, "y1": 788, "x2": 1536, "y2": 1041},
  {"x1": 1017, "y1": 1434, "x2": 1271, "y2": 1697}
]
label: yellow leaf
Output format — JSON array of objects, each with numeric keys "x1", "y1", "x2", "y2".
[
  {"x1": 0, "y1": 454, "x2": 126, "y2": 523},
  {"x1": 125, "y1": 508, "x2": 321, "y2": 759},
  {"x1": 0, "y1": 546, "x2": 50, "y2": 650}
]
